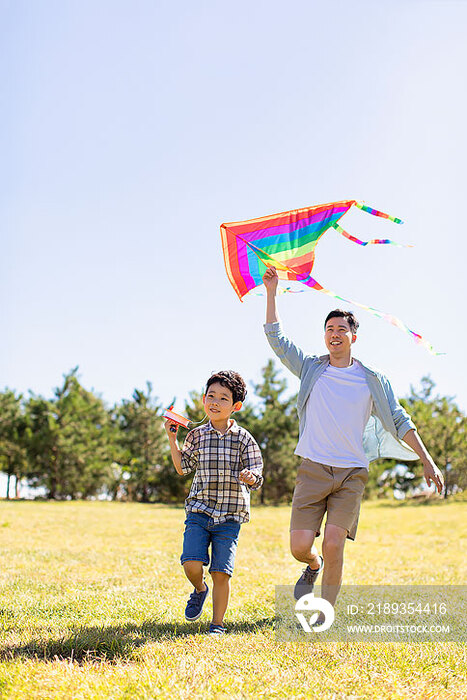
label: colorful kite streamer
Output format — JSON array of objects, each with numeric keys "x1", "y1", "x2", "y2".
[{"x1": 220, "y1": 199, "x2": 440, "y2": 354}]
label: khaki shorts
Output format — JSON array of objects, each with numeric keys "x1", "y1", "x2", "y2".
[{"x1": 290, "y1": 459, "x2": 369, "y2": 541}]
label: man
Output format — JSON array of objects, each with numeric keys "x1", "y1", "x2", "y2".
[{"x1": 262, "y1": 266, "x2": 443, "y2": 611}]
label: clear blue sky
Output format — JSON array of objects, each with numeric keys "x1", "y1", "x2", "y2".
[{"x1": 2, "y1": 0, "x2": 466, "y2": 413}]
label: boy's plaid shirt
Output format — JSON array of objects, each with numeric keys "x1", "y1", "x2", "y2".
[{"x1": 180, "y1": 420, "x2": 263, "y2": 524}]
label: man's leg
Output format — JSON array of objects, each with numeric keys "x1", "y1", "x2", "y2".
[
  {"x1": 321, "y1": 466, "x2": 368, "y2": 607},
  {"x1": 290, "y1": 529, "x2": 324, "y2": 600},
  {"x1": 321, "y1": 522, "x2": 347, "y2": 607},
  {"x1": 289, "y1": 461, "x2": 329, "y2": 599},
  {"x1": 289, "y1": 461, "x2": 329, "y2": 569},
  {"x1": 290, "y1": 529, "x2": 320, "y2": 569}
]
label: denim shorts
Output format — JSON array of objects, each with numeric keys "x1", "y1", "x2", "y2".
[{"x1": 180, "y1": 511, "x2": 241, "y2": 576}]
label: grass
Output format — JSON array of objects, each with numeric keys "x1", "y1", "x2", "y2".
[{"x1": 0, "y1": 499, "x2": 465, "y2": 699}]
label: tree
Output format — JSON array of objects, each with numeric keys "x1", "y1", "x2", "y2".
[
  {"x1": 376, "y1": 462, "x2": 417, "y2": 499},
  {"x1": 401, "y1": 376, "x2": 466, "y2": 498},
  {"x1": 115, "y1": 383, "x2": 169, "y2": 502},
  {"x1": 25, "y1": 395, "x2": 59, "y2": 497},
  {"x1": 0, "y1": 390, "x2": 29, "y2": 498},
  {"x1": 363, "y1": 459, "x2": 394, "y2": 500},
  {"x1": 248, "y1": 360, "x2": 299, "y2": 503},
  {"x1": 26, "y1": 369, "x2": 113, "y2": 499}
]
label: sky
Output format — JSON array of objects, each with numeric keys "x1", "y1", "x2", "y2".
[{"x1": 2, "y1": 0, "x2": 467, "y2": 418}]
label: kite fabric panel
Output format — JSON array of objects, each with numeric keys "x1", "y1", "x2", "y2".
[{"x1": 220, "y1": 199, "x2": 440, "y2": 355}]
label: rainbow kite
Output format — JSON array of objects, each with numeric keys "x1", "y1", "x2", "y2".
[{"x1": 220, "y1": 199, "x2": 440, "y2": 354}]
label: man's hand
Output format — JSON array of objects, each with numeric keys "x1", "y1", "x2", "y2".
[
  {"x1": 239, "y1": 468, "x2": 257, "y2": 486},
  {"x1": 263, "y1": 266, "x2": 279, "y2": 293},
  {"x1": 402, "y1": 430, "x2": 444, "y2": 494},
  {"x1": 263, "y1": 266, "x2": 279, "y2": 323},
  {"x1": 423, "y1": 460, "x2": 444, "y2": 494}
]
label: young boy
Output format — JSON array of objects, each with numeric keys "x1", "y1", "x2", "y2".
[{"x1": 164, "y1": 370, "x2": 263, "y2": 635}]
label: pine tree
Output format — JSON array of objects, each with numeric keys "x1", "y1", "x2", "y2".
[
  {"x1": 25, "y1": 395, "x2": 60, "y2": 497},
  {"x1": 26, "y1": 369, "x2": 113, "y2": 499},
  {"x1": 402, "y1": 376, "x2": 466, "y2": 498},
  {"x1": 0, "y1": 390, "x2": 28, "y2": 498},
  {"x1": 249, "y1": 360, "x2": 299, "y2": 503},
  {"x1": 115, "y1": 383, "x2": 169, "y2": 502}
]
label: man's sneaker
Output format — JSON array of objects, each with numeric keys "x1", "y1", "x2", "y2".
[
  {"x1": 294, "y1": 556, "x2": 324, "y2": 600},
  {"x1": 311, "y1": 615, "x2": 326, "y2": 629},
  {"x1": 185, "y1": 583, "x2": 209, "y2": 621},
  {"x1": 208, "y1": 624, "x2": 226, "y2": 635}
]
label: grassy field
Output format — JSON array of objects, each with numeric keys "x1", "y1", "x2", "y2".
[{"x1": 0, "y1": 499, "x2": 465, "y2": 699}]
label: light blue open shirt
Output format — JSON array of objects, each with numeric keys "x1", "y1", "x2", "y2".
[{"x1": 264, "y1": 322, "x2": 418, "y2": 464}]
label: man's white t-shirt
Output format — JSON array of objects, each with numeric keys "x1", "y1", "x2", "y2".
[{"x1": 295, "y1": 361, "x2": 372, "y2": 469}]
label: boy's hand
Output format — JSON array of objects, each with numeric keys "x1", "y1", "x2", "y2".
[
  {"x1": 239, "y1": 468, "x2": 257, "y2": 486},
  {"x1": 164, "y1": 420, "x2": 179, "y2": 437},
  {"x1": 262, "y1": 266, "x2": 278, "y2": 293}
]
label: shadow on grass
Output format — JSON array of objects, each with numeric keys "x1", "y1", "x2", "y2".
[{"x1": 0, "y1": 617, "x2": 274, "y2": 663}]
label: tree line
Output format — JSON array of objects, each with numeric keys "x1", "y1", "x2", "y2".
[{"x1": 0, "y1": 364, "x2": 465, "y2": 502}]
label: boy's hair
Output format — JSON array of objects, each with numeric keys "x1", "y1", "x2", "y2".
[
  {"x1": 324, "y1": 309, "x2": 359, "y2": 334},
  {"x1": 206, "y1": 371, "x2": 247, "y2": 404}
]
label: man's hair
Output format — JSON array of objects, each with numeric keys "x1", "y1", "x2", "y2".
[
  {"x1": 205, "y1": 370, "x2": 247, "y2": 404},
  {"x1": 324, "y1": 309, "x2": 359, "y2": 334}
]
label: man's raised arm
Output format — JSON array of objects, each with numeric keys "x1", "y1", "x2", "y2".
[
  {"x1": 263, "y1": 266, "x2": 279, "y2": 323},
  {"x1": 262, "y1": 266, "x2": 306, "y2": 378}
]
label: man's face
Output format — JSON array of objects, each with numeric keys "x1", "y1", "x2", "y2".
[{"x1": 324, "y1": 316, "x2": 356, "y2": 356}]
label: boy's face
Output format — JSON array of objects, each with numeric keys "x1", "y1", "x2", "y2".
[
  {"x1": 203, "y1": 382, "x2": 242, "y2": 423},
  {"x1": 324, "y1": 316, "x2": 356, "y2": 356}
]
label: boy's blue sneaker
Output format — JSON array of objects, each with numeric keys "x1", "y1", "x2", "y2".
[
  {"x1": 208, "y1": 624, "x2": 226, "y2": 635},
  {"x1": 184, "y1": 583, "x2": 209, "y2": 621},
  {"x1": 294, "y1": 556, "x2": 324, "y2": 600}
]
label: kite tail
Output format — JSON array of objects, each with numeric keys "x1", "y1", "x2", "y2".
[
  {"x1": 299, "y1": 275, "x2": 442, "y2": 356},
  {"x1": 331, "y1": 222, "x2": 413, "y2": 248},
  {"x1": 354, "y1": 201, "x2": 404, "y2": 224}
]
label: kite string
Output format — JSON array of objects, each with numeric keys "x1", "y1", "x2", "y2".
[
  {"x1": 299, "y1": 276, "x2": 443, "y2": 356},
  {"x1": 243, "y1": 229, "x2": 439, "y2": 353},
  {"x1": 242, "y1": 231, "x2": 440, "y2": 354}
]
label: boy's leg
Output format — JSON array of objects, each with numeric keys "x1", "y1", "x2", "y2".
[
  {"x1": 211, "y1": 572, "x2": 230, "y2": 625},
  {"x1": 180, "y1": 513, "x2": 211, "y2": 620},
  {"x1": 209, "y1": 520, "x2": 241, "y2": 628},
  {"x1": 180, "y1": 512, "x2": 211, "y2": 583},
  {"x1": 183, "y1": 559, "x2": 210, "y2": 622},
  {"x1": 181, "y1": 513, "x2": 212, "y2": 622},
  {"x1": 183, "y1": 561, "x2": 207, "y2": 593}
]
